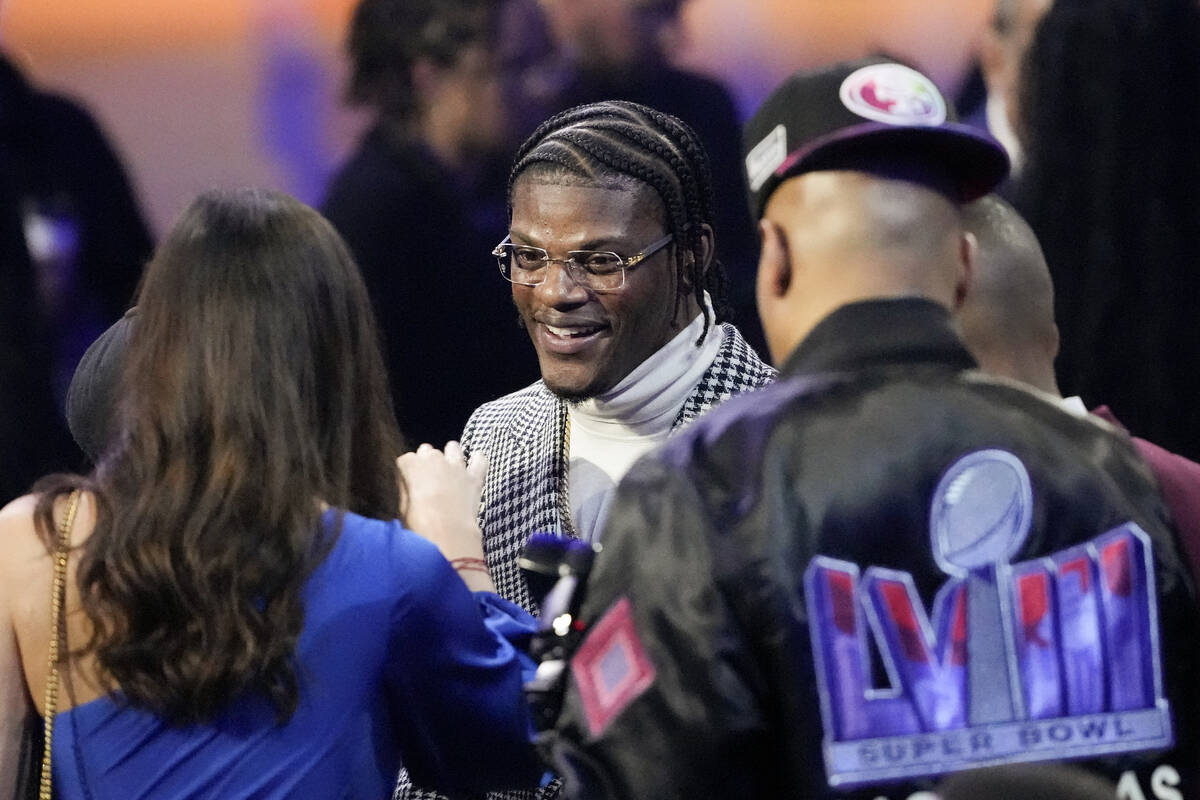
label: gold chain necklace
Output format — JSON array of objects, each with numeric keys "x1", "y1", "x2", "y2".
[{"x1": 557, "y1": 405, "x2": 578, "y2": 540}]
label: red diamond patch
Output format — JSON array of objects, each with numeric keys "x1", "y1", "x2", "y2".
[{"x1": 571, "y1": 596, "x2": 656, "y2": 737}]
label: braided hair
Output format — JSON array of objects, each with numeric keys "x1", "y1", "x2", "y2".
[{"x1": 508, "y1": 100, "x2": 729, "y2": 341}]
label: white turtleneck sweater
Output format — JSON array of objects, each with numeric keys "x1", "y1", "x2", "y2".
[{"x1": 567, "y1": 304, "x2": 724, "y2": 542}]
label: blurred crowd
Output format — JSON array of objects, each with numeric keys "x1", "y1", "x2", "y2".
[
  {"x1": 8, "y1": 0, "x2": 1200, "y2": 498},
  {"x1": 3, "y1": 0, "x2": 771, "y2": 498},
  {"x1": 3, "y1": 0, "x2": 1200, "y2": 796}
]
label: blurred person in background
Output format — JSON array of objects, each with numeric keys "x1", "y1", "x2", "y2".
[
  {"x1": 0, "y1": 188, "x2": 541, "y2": 799},
  {"x1": 321, "y1": 0, "x2": 538, "y2": 448},
  {"x1": 532, "y1": 0, "x2": 765, "y2": 354},
  {"x1": 0, "y1": 48, "x2": 153, "y2": 502},
  {"x1": 1015, "y1": 0, "x2": 1200, "y2": 462},
  {"x1": 958, "y1": 0, "x2": 1052, "y2": 178}
]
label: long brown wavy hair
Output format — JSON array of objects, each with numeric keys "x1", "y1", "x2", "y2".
[{"x1": 34, "y1": 188, "x2": 406, "y2": 723}]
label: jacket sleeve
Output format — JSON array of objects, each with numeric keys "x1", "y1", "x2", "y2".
[
  {"x1": 544, "y1": 454, "x2": 771, "y2": 799},
  {"x1": 383, "y1": 529, "x2": 544, "y2": 795}
]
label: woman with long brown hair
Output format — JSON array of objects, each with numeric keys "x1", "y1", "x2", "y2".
[{"x1": 0, "y1": 188, "x2": 540, "y2": 798}]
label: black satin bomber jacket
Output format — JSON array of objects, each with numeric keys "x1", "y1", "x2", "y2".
[{"x1": 542, "y1": 298, "x2": 1200, "y2": 799}]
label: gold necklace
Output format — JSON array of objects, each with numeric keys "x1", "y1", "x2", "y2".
[{"x1": 557, "y1": 405, "x2": 578, "y2": 540}]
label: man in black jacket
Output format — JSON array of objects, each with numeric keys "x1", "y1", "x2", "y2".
[
  {"x1": 536, "y1": 58, "x2": 1200, "y2": 798},
  {"x1": 321, "y1": 0, "x2": 538, "y2": 447}
]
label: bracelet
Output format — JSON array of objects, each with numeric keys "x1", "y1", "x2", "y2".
[{"x1": 450, "y1": 557, "x2": 488, "y2": 574}]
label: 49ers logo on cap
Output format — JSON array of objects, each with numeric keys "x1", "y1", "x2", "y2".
[{"x1": 839, "y1": 63, "x2": 946, "y2": 126}]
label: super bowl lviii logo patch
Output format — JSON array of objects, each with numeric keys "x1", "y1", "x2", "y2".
[
  {"x1": 839, "y1": 63, "x2": 946, "y2": 127},
  {"x1": 804, "y1": 449, "x2": 1172, "y2": 787}
]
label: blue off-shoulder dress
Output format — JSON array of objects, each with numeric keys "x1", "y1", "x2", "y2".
[{"x1": 50, "y1": 509, "x2": 542, "y2": 799}]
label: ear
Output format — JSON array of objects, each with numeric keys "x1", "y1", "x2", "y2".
[
  {"x1": 757, "y1": 219, "x2": 792, "y2": 300},
  {"x1": 1047, "y1": 321, "x2": 1061, "y2": 362},
  {"x1": 678, "y1": 222, "x2": 714, "y2": 295},
  {"x1": 691, "y1": 222, "x2": 716, "y2": 280},
  {"x1": 953, "y1": 230, "x2": 976, "y2": 310},
  {"x1": 756, "y1": 218, "x2": 794, "y2": 367}
]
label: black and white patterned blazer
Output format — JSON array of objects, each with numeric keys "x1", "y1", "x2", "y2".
[
  {"x1": 464, "y1": 322, "x2": 776, "y2": 613},
  {"x1": 395, "y1": 323, "x2": 775, "y2": 800}
]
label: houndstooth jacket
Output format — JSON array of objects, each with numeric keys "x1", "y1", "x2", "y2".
[{"x1": 393, "y1": 322, "x2": 775, "y2": 800}]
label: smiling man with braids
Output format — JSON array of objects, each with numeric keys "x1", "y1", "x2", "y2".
[
  {"x1": 473, "y1": 99, "x2": 773, "y2": 582},
  {"x1": 395, "y1": 98, "x2": 774, "y2": 800}
]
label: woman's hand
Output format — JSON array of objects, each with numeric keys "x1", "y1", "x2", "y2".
[{"x1": 396, "y1": 442, "x2": 495, "y2": 592}]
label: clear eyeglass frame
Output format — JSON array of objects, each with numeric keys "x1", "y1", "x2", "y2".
[{"x1": 492, "y1": 232, "x2": 674, "y2": 292}]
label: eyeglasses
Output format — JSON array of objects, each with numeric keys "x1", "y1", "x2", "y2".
[{"x1": 492, "y1": 233, "x2": 674, "y2": 292}]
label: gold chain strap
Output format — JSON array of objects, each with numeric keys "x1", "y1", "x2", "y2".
[{"x1": 41, "y1": 489, "x2": 80, "y2": 800}]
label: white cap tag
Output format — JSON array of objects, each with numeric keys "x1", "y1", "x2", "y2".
[{"x1": 745, "y1": 124, "x2": 788, "y2": 192}]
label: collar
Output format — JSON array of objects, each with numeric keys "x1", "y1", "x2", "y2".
[
  {"x1": 572, "y1": 299, "x2": 722, "y2": 430},
  {"x1": 1061, "y1": 395, "x2": 1089, "y2": 418},
  {"x1": 780, "y1": 297, "x2": 976, "y2": 377}
]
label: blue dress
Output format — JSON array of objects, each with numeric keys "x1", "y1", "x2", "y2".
[{"x1": 51, "y1": 509, "x2": 541, "y2": 799}]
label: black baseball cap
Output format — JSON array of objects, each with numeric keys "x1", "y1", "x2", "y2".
[
  {"x1": 743, "y1": 57, "x2": 1010, "y2": 219},
  {"x1": 66, "y1": 306, "x2": 135, "y2": 463}
]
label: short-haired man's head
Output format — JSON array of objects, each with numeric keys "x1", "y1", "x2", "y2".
[
  {"x1": 760, "y1": 169, "x2": 972, "y2": 323},
  {"x1": 344, "y1": 0, "x2": 493, "y2": 119},
  {"x1": 959, "y1": 194, "x2": 1059, "y2": 394},
  {"x1": 508, "y1": 100, "x2": 727, "y2": 335}
]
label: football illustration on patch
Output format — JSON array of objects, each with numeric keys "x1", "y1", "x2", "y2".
[
  {"x1": 804, "y1": 449, "x2": 1172, "y2": 786},
  {"x1": 932, "y1": 449, "x2": 1031, "y2": 573}
]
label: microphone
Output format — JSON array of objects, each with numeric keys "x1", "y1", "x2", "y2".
[{"x1": 519, "y1": 533, "x2": 601, "y2": 732}]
